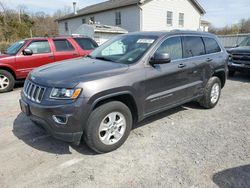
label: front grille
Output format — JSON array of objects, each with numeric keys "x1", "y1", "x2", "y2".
[
  {"x1": 23, "y1": 81, "x2": 46, "y2": 103},
  {"x1": 232, "y1": 53, "x2": 250, "y2": 63}
]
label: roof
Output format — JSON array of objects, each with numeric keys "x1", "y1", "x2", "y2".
[
  {"x1": 124, "y1": 30, "x2": 216, "y2": 38},
  {"x1": 57, "y1": 0, "x2": 205, "y2": 21},
  {"x1": 201, "y1": 20, "x2": 211, "y2": 25},
  {"x1": 75, "y1": 24, "x2": 128, "y2": 34},
  {"x1": 93, "y1": 24, "x2": 128, "y2": 34}
]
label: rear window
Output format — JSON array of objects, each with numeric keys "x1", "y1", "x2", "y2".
[
  {"x1": 53, "y1": 39, "x2": 75, "y2": 52},
  {"x1": 183, "y1": 36, "x2": 205, "y2": 58},
  {"x1": 203, "y1": 37, "x2": 221, "y2": 54},
  {"x1": 73, "y1": 38, "x2": 98, "y2": 50}
]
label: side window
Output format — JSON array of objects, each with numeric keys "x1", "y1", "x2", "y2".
[
  {"x1": 26, "y1": 40, "x2": 51, "y2": 54},
  {"x1": 73, "y1": 38, "x2": 98, "y2": 50},
  {"x1": 183, "y1": 36, "x2": 205, "y2": 58},
  {"x1": 155, "y1": 37, "x2": 182, "y2": 60},
  {"x1": 53, "y1": 39, "x2": 75, "y2": 52},
  {"x1": 203, "y1": 37, "x2": 221, "y2": 54}
]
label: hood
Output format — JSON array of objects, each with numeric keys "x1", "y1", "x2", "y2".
[
  {"x1": 0, "y1": 54, "x2": 11, "y2": 58},
  {"x1": 227, "y1": 46, "x2": 250, "y2": 54},
  {"x1": 30, "y1": 57, "x2": 129, "y2": 88}
]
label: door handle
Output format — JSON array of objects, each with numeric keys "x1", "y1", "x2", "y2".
[
  {"x1": 178, "y1": 64, "x2": 186, "y2": 68},
  {"x1": 48, "y1": 55, "x2": 54, "y2": 59},
  {"x1": 206, "y1": 58, "x2": 213, "y2": 62},
  {"x1": 72, "y1": 53, "x2": 78, "y2": 56}
]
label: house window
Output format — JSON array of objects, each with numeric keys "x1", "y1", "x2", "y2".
[
  {"x1": 167, "y1": 11, "x2": 173, "y2": 26},
  {"x1": 64, "y1": 22, "x2": 68, "y2": 32},
  {"x1": 82, "y1": 18, "x2": 86, "y2": 24},
  {"x1": 90, "y1": 17, "x2": 95, "y2": 23},
  {"x1": 179, "y1": 13, "x2": 184, "y2": 27},
  {"x1": 115, "y1": 12, "x2": 121, "y2": 25}
]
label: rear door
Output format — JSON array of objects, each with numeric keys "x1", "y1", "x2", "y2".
[
  {"x1": 16, "y1": 40, "x2": 54, "y2": 77},
  {"x1": 181, "y1": 35, "x2": 208, "y2": 98},
  {"x1": 52, "y1": 39, "x2": 80, "y2": 62},
  {"x1": 202, "y1": 36, "x2": 224, "y2": 72}
]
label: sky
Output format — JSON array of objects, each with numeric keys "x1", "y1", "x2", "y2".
[{"x1": 3, "y1": 0, "x2": 250, "y2": 28}]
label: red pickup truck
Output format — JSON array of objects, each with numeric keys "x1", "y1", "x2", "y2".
[{"x1": 0, "y1": 36, "x2": 98, "y2": 93}]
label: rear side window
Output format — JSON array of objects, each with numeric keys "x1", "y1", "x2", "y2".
[
  {"x1": 53, "y1": 39, "x2": 75, "y2": 52},
  {"x1": 73, "y1": 38, "x2": 98, "y2": 50},
  {"x1": 156, "y1": 36, "x2": 182, "y2": 60},
  {"x1": 27, "y1": 40, "x2": 51, "y2": 54},
  {"x1": 183, "y1": 36, "x2": 205, "y2": 58},
  {"x1": 203, "y1": 37, "x2": 221, "y2": 54}
]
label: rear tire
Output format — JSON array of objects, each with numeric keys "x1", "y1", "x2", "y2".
[
  {"x1": 84, "y1": 101, "x2": 132, "y2": 154},
  {"x1": 0, "y1": 70, "x2": 15, "y2": 93},
  {"x1": 199, "y1": 77, "x2": 221, "y2": 109}
]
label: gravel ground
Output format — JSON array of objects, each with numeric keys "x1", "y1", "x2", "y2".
[{"x1": 0, "y1": 74, "x2": 249, "y2": 188}]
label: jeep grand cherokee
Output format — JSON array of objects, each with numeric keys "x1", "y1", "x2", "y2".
[{"x1": 20, "y1": 31, "x2": 228, "y2": 153}]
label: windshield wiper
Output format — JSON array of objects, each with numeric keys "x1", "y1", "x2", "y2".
[
  {"x1": 95, "y1": 56, "x2": 115, "y2": 62},
  {"x1": 86, "y1": 54, "x2": 94, "y2": 59}
]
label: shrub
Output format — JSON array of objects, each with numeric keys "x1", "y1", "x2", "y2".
[{"x1": 0, "y1": 41, "x2": 10, "y2": 54}]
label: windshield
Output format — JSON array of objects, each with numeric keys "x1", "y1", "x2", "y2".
[
  {"x1": 239, "y1": 37, "x2": 250, "y2": 47},
  {"x1": 89, "y1": 35, "x2": 158, "y2": 64},
  {"x1": 5, "y1": 40, "x2": 27, "y2": 55}
]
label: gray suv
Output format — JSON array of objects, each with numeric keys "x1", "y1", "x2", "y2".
[{"x1": 20, "y1": 31, "x2": 228, "y2": 153}]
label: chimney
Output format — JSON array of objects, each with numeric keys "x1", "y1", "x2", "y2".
[{"x1": 73, "y1": 2, "x2": 77, "y2": 15}]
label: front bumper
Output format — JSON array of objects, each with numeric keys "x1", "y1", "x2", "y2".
[
  {"x1": 228, "y1": 61, "x2": 250, "y2": 72},
  {"x1": 20, "y1": 93, "x2": 91, "y2": 145}
]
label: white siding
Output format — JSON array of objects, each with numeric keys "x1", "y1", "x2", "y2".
[
  {"x1": 141, "y1": 0, "x2": 201, "y2": 31},
  {"x1": 58, "y1": 5, "x2": 141, "y2": 35}
]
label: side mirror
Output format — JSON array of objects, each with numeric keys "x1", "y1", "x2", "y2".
[
  {"x1": 23, "y1": 49, "x2": 33, "y2": 56},
  {"x1": 150, "y1": 53, "x2": 171, "y2": 66},
  {"x1": 234, "y1": 44, "x2": 239, "y2": 48}
]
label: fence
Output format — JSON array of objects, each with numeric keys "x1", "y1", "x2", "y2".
[{"x1": 217, "y1": 33, "x2": 250, "y2": 48}]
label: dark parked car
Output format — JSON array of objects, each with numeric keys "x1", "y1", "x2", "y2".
[
  {"x1": 0, "y1": 36, "x2": 98, "y2": 93},
  {"x1": 20, "y1": 31, "x2": 228, "y2": 153},
  {"x1": 227, "y1": 37, "x2": 250, "y2": 76}
]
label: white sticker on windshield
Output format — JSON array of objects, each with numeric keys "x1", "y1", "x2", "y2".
[{"x1": 137, "y1": 39, "x2": 155, "y2": 44}]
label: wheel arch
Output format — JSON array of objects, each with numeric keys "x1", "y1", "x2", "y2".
[
  {"x1": 213, "y1": 69, "x2": 226, "y2": 88},
  {"x1": 0, "y1": 66, "x2": 16, "y2": 79},
  {"x1": 91, "y1": 91, "x2": 140, "y2": 123}
]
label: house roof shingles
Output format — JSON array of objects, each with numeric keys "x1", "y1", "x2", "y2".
[{"x1": 57, "y1": 0, "x2": 205, "y2": 22}]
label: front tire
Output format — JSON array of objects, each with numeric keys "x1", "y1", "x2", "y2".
[
  {"x1": 199, "y1": 77, "x2": 221, "y2": 109},
  {"x1": 0, "y1": 70, "x2": 15, "y2": 93},
  {"x1": 84, "y1": 101, "x2": 132, "y2": 153}
]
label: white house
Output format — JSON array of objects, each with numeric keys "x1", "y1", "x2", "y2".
[
  {"x1": 200, "y1": 20, "x2": 210, "y2": 32},
  {"x1": 57, "y1": 0, "x2": 205, "y2": 35}
]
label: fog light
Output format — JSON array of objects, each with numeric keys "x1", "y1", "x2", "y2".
[{"x1": 52, "y1": 115, "x2": 68, "y2": 125}]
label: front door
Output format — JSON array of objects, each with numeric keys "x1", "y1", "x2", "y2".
[{"x1": 16, "y1": 40, "x2": 54, "y2": 78}]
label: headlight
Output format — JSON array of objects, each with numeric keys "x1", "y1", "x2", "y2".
[{"x1": 50, "y1": 88, "x2": 82, "y2": 99}]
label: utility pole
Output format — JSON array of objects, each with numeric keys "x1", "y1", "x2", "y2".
[
  {"x1": 30, "y1": 28, "x2": 33, "y2": 38},
  {"x1": 18, "y1": 9, "x2": 21, "y2": 24}
]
